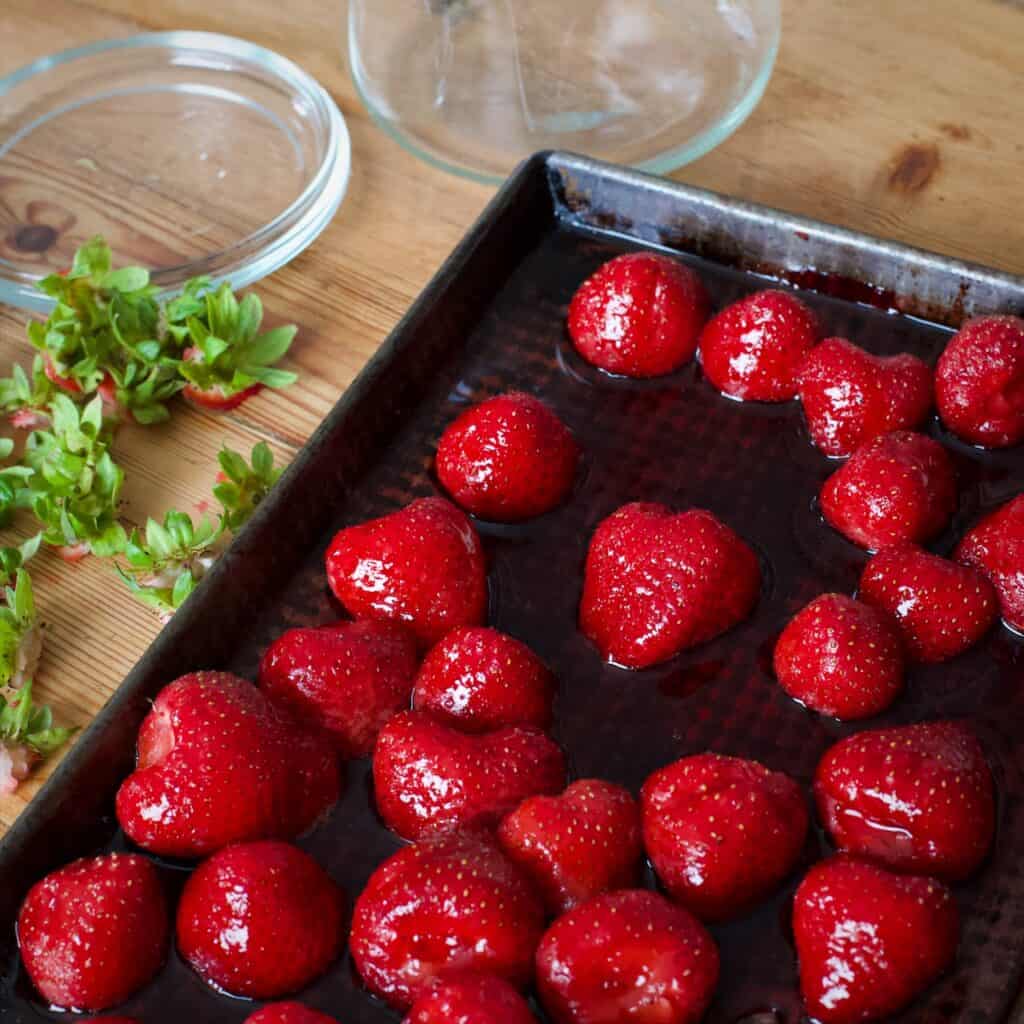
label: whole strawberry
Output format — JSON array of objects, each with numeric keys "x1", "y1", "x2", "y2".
[
  {"x1": 535, "y1": 889, "x2": 719, "y2": 1024},
  {"x1": 956, "y1": 494, "x2": 1024, "y2": 632},
  {"x1": 798, "y1": 337, "x2": 933, "y2": 456},
  {"x1": 258, "y1": 619, "x2": 419, "y2": 758},
  {"x1": 641, "y1": 753, "x2": 808, "y2": 922},
  {"x1": 412, "y1": 626, "x2": 554, "y2": 733},
  {"x1": 350, "y1": 833, "x2": 545, "y2": 1009},
  {"x1": 17, "y1": 852, "x2": 168, "y2": 1011},
  {"x1": 859, "y1": 543, "x2": 998, "y2": 662},
  {"x1": 815, "y1": 720, "x2": 995, "y2": 880},
  {"x1": 820, "y1": 431, "x2": 957, "y2": 551},
  {"x1": 177, "y1": 840, "x2": 344, "y2": 999},
  {"x1": 793, "y1": 855, "x2": 959, "y2": 1024},
  {"x1": 699, "y1": 289, "x2": 820, "y2": 402},
  {"x1": 373, "y1": 710, "x2": 565, "y2": 840},
  {"x1": 325, "y1": 497, "x2": 487, "y2": 646},
  {"x1": 404, "y1": 972, "x2": 537, "y2": 1024},
  {"x1": 773, "y1": 594, "x2": 904, "y2": 720},
  {"x1": 116, "y1": 672, "x2": 340, "y2": 858},
  {"x1": 436, "y1": 392, "x2": 579, "y2": 520},
  {"x1": 244, "y1": 1004, "x2": 339, "y2": 1024},
  {"x1": 567, "y1": 252, "x2": 710, "y2": 378},
  {"x1": 580, "y1": 503, "x2": 760, "y2": 669},
  {"x1": 498, "y1": 778, "x2": 642, "y2": 914},
  {"x1": 936, "y1": 314, "x2": 1024, "y2": 447}
]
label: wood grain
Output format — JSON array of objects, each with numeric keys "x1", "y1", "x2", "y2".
[{"x1": 1, "y1": 0, "x2": 1022, "y2": 833}]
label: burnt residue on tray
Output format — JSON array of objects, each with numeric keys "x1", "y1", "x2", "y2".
[{"x1": 2, "y1": 153, "x2": 1024, "y2": 1024}]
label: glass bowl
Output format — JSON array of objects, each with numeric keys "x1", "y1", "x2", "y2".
[
  {"x1": 0, "y1": 32, "x2": 351, "y2": 312},
  {"x1": 347, "y1": 0, "x2": 780, "y2": 184}
]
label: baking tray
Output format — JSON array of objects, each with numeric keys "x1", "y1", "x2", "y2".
[{"x1": 2, "y1": 151, "x2": 1024, "y2": 1024}]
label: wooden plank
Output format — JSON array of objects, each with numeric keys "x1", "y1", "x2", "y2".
[{"x1": 1, "y1": 0, "x2": 1022, "y2": 832}]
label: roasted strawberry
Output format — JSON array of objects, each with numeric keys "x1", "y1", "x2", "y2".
[
  {"x1": 798, "y1": 337, "x2": 933, "y2": 456},
  {"x1": 116, "y1": 672, "x2": 340, "y2": 858},
  {"x1": 325, "y1": 497, "x2": 487, "y2": 647},
  {"x1": 244, "y1": 1003, "x2": 339, "y2": 1024},
  {"x1": 641, "y1": 753, "x2": 808, "y2": 922},
  {"x1": 177, "y1": 840, "x2": 343, "y2": 998},
  {"x1": 258, "y1": 619, "x2": 419, "y2": 758},
  {"x1": 412, "y1": 626, "x2": 554, "y2": 733},
  {"x1": 436, "y1": 392, "x2": 579, "y2": 521},
  {"x1": 793, "y1": 855, "x2": 959, "y2": 1024},
  {"x1": 956, "y1": 494, "x2": 1024, "y2": 633},
  {"x1": 773, "y1": 594, "x2": 904, "y2": 720},
  {"x1": 699, "y1": 289, "x2": 820, "y2": 402},
  {"x1": 859, "y1": 543, "x2": 998, "y2": 662},
  {"x1": 535, "y1": 889, "x2": 719, "y2": 1024},
  {"x1": 373, "y1": 710, "x2": 565, "y2": 840},
  {"x1": 350, "y1": 833, "x2": 545, "y2": 1009},
  {"x1": 936, "y1": 314, "x2": 1024, "y2": 448},
  {"x1": 567, "y1": 252, "x2": 710, "y2": 378},
  {"x1": 17, "y1": 852, "x2": 168, "y2": 1011},
  {"x1": 498, "y1": 778, "x2": 642, "y2": 914},
  {"x1": 404, "y1": 972, "x2": 537, "y2": 1024},
  {"x1": 815, "y1": 720, "x2": 994, "y2": 880},
  {"x1": 579, "y1": 503, "x2": 760, "y2": 669},
  {"x1": 820, "y1": 431, "x2": 957, "y2": 551}
]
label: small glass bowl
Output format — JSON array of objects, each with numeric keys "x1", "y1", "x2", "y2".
[
  {"x1": 347, "y1": 0, "x2": 780, "y2": 185},
  {"x1": 0, "y1": 32, "x2": 351, "y2": 312}
]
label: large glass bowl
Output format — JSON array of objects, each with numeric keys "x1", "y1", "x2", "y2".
[
  {"x1": 347, "y1": 0, "x2": 780, "y2": 184},
  {"x1": 0, "y1": 32, "x2": 351, "y2": 312}
]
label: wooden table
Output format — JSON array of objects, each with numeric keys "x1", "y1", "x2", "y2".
[{"x1": 1, "y1": 0, "x2": 1022, "y2": 834}]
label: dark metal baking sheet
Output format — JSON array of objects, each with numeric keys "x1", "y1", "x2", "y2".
[{"x1": 1, "y1": 151, "x2": 1023, "y2": 1024}]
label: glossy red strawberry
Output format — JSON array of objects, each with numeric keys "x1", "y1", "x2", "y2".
[
  {"x1": 699, "y1": 289, "x2": 820, "y2": 402},
  {"x1": 350, "y1": 833, "x2": 545, "y2": 1009},
  {"x1": 641, "y1": 753, "x2": 808, "y2": 922},
  {"x1": 116, "y1": 672, "x2": 340, "y2": 858},
  {"x1": 936, "y1": 314, "x2": 1024, "y2": 447},
  {"x1": 956, "y1": 493, "x2": 1024, "y2": 633},
  {"x1": 325, "y1": 497, "x2": 487, "y2": 646},
  {"x1": 412, "y1": 626, "x2": 554, "y2": 733},
  {"x1": 258, "y1": 619, "x2": 419, "y2": 758},
  {"x1": 567, "y1": 252, "x2": 710, "y2": 378},
  {"x1": 820, "y1": 431, "x2": 957, "y2": 551},
  {"x1": 373, "y1": 710, "x2": 565, "y2": 840},
  {"x1": 580, "y1": 503, "x2": 760, "y2": 669},
  {"x1": 535, "y1": 889, "x2": 719, "y2": 1024},
  {"x1": 177, "y1": 840, "x2": 343, "y2": 998},
  {"x1": 244, "y1": 1005, "x2": 339, "y2": 1024},
  {"x1": 436, "y1": 392, "x2": 579, "y2": 521},
  {"x1": 404, "y1": 972, "x2": 537, "y2": 1024},
  {"x1": 17, "y1": 852, "x2": 168, "y2": 1011},
  {"x1": 798, "y1": 337, "x2": 933, "y2": 456},
  {"x1": 859, "y1": 543, "x2": 998, "y2": 662},
  {"x1": 815, "y1": 720, "x2": 995, "y2": 880},
  {"x1": 793, "y1": 855, "x2": 959, "y2": 1024},
  {"x1": 773, "y1": 594, "x2": 904, "y2": 720},
  {"x1": 498, "y1": 778, "x2": 642, "y2": 914}
]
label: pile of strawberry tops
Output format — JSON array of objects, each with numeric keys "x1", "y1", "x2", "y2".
[{"x1": 15, "y1": 251, "x2": 1024, "y2": 1024}]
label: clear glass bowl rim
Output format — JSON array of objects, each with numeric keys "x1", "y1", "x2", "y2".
[
  {"x1": 0, "y1": 30, "x2": 351, "y2": 312},
  {"x1": 346, "y1": 0, "x2": 781, "y2": 186}
]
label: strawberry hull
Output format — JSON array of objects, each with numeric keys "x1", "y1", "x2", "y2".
[{"x1": 3, "y1": 155, "x2": 1024, "y2": 1024}]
